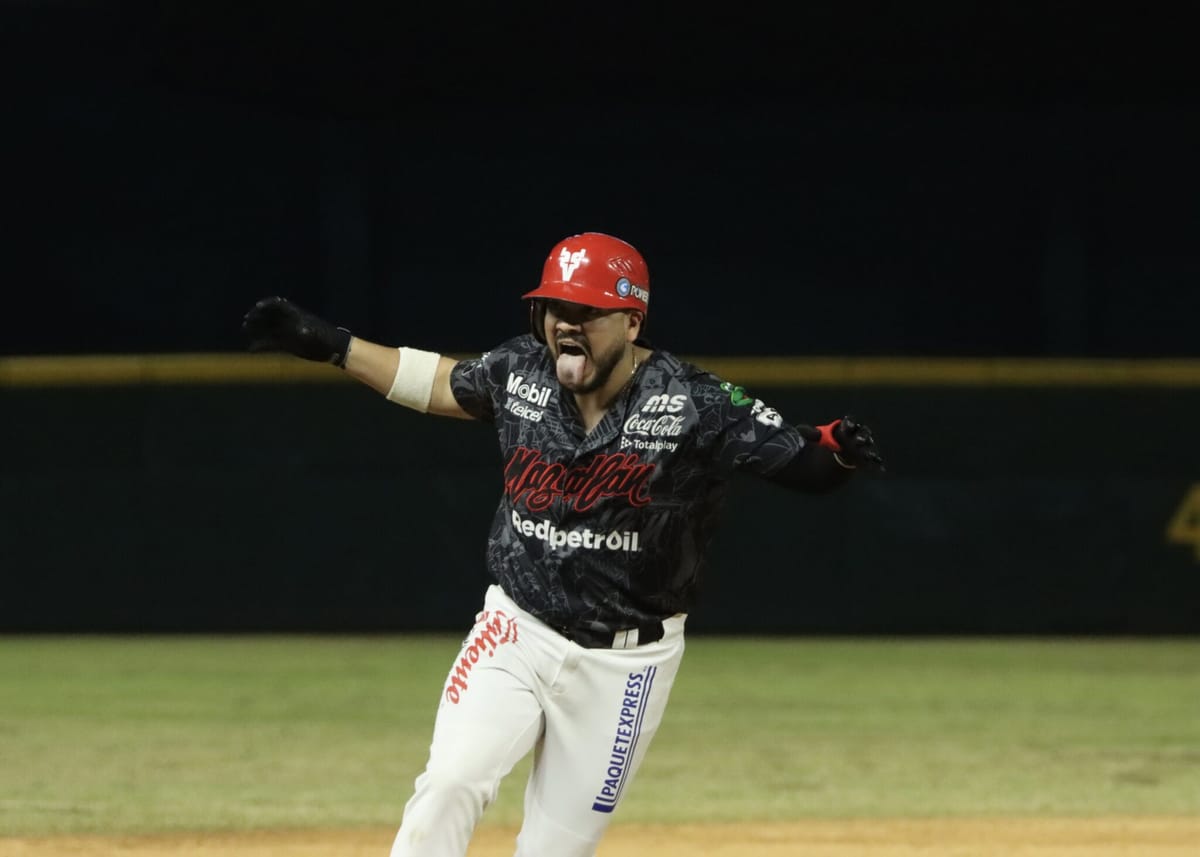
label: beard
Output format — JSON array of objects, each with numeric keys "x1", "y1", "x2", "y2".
[{"x1": 579, "y1": 339, "x2": 627, "y2": 393}]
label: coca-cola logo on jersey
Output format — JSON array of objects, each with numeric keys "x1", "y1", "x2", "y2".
[
  {"x1": 622, "y1": 413, "x2": 685, "y2": 438},
  {"x1": 504, "y1": 447, "x2": 654, "y2": 512}
]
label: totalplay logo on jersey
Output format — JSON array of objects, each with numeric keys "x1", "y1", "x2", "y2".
[{"x1": 591, "y1": 667, "x2": 657, "y2": 813}]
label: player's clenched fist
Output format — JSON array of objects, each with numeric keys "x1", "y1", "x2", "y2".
[
  {"x1": 242, "y1": 296, "x2": 352, "y2": 366},
  {"x1": 799, "y1": 416, "x2": 886, "y2": 472},
  {"x1": 831, "y1": 416, "x2": 885, "y2": 471}
]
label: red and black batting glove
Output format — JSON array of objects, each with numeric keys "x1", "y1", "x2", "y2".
[
  {"x1": 798, "y1": 416, "x2": 885, "y2": 473},
  {"x1": 242, "y1": 296, "x2": 352, "y2": 367}
]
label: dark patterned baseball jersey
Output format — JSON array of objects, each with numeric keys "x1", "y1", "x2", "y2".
[{"x1": 450, "y1": 333, "x2": 809, "y2": 636}]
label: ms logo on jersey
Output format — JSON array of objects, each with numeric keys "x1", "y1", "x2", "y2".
[
  {"x1": 559, "y1": 248, "x2": 588, "y2": 279},
  {"x1": 640, "y1": 394, "x2": 687, "y2": 414}
]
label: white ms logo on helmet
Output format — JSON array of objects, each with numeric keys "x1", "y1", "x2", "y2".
[{"x1": 559, "y1": 248, "x2": 588, "y2": 280}]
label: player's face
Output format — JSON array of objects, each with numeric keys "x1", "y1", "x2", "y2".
[{"x1": 542, "y1": 300, "x2": 637, "y2": 394}]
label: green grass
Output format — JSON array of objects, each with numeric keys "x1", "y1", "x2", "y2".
[{"x1": 0, "y1": 636, "x2": 1197, "y2": 835}]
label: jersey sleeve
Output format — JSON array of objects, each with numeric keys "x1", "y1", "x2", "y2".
[
  {"x1": 702, "y1": 374, "x2": 807, "y2": 478},
  {"x1": 448, "y1": 336, "x2": 525, "y2": 422},
  {"x1": 449, "y1": 350, "x2": 502, "y2": 422}
]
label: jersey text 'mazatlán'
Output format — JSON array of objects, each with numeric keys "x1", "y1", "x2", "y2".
[{"x1": 450, "y1": 334, "x2": 807, "y2": 636}]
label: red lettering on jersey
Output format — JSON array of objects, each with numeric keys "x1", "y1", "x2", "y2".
[{"x1": 504, "y1": 447, "x2": 655, "y2": 512}]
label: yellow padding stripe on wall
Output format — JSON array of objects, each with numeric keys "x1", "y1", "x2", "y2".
[
  {"x1": 2, "y1": 353, "x2": 1200, "y2": 388},
  {"x1": 0, "y1": 353, "x2": 345, "y2": 387},
  {"x1": 696, "y1": 356, "x2": 1200, "y2": 387}
]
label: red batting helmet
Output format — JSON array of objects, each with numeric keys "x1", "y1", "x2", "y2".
[{"x1": 523, "y1": 232, "x2": 650, "y2": 314}]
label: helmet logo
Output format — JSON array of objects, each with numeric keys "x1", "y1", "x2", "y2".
[
  {"x1": 558, "y1": 248, "x2": 588, "y2": 280},
  {"x1": 616, "y1": 278, "x2": 649, "y2": 304}
]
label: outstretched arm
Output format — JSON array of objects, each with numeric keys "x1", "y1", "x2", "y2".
[
  {"x1": 242, "y1": 296, "x2": 471, "y2": 419},
  {"x1": 343, "y1": 337, "x2": 468, "y2": 418}
]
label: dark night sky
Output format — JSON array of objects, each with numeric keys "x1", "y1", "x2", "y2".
[{"x1": 7, "y1": 3, "x2": 1199, "y2": 357}]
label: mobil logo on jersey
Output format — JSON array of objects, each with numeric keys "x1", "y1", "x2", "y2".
[
  {"x1": 505, "y1": 373, "x2": 553, "y2": 407},
  {"x1": 504, "y1": 373, "x2": 553, "y2": 423},
  {"x1": 504, "y1": 446, "x2": 655, "y2": 513}
]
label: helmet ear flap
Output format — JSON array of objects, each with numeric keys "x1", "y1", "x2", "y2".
[{"x1": 529, "y1": 300, "x2": 547, "y2": 343}]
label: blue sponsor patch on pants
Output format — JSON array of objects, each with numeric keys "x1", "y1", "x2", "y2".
[{"x1": 591, "y1": 666, "x2": 657, "y2": 813}]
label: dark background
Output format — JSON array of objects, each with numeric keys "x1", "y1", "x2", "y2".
[
  {"x1": 7, "y1": 2, "x2": 1198, "y2": 358},
  {"x1": 5, "y1": 381, "x2": 1199, "y2": 634},
  {"x1": 4, "y1": 3, "x2": 1199, "y2": 634}
]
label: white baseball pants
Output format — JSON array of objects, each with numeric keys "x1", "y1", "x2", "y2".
[{"x1": 390, "y1": 584, "x2": 686, "y2": 857}]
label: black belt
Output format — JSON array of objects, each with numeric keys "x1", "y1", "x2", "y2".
[{"x1": 560, "y1": 620, "x2": 665, "y2": 649}]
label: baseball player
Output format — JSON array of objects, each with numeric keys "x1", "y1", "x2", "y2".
[{"x1": 242, "y1": 231, "x2": 883, "y2": 857}]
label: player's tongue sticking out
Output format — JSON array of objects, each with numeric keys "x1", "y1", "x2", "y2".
[
  {"x1": 555, "y1": 337, "x2": 589, "y2": 387},
  {"x1": 556, "y1": 351, "x2": 587, "y2": 386}
]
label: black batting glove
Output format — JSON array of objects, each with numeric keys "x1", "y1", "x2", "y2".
[
  {"x1": 797, "y1": 416, "x2": 886, "y2": 473},
  {"x1": 242, "y1": 296, "x2": 352, "y2": 367}
]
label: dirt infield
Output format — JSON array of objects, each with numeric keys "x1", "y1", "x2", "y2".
[{"x1": 6, "y1": 818, "x2": 1199, "y2": 856}]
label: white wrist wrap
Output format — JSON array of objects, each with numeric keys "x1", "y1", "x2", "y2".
[{"x1": 386, "y1": 347, "x2": 440, "y2": 412}]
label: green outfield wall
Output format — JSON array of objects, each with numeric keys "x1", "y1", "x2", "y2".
[{"x1": 3, "y1": 355, "x2": 1198, "y2": 634}]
